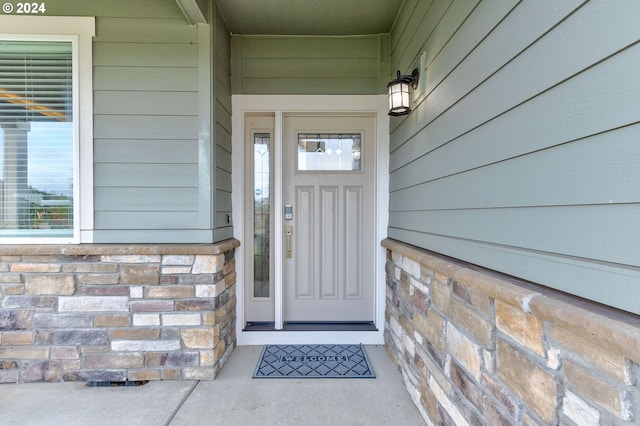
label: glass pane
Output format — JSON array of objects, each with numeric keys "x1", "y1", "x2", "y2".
[
  {"x1": 253, "y1": 133, "x2": 270, "y2": 297},
  {"x1": 297, "y1": 133, "x2": 361, "y2": 171},
  {"x1": 0, "y1": 41, "x2": 74, "y2": 238}
]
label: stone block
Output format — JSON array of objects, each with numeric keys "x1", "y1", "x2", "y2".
[
  {"x1": 431, "y1": 278, "x2": 451, "y2": 314},
  {"x1": 133, "y1": 314, "x2": 160, "y2": 326},
  {"x1": 452, "y1": 280, "x2": 493, "y2": 317},
  {"x1": 496, "y1": 300, "x2": 545, "y2": 356},
  {"x1": 177, "y1": 274, "x2": 214, "y2": 285},
  {"x1": 62, "y1": 263, "x2": 118, "y2": 273},
  {"x1": 413, "y1": 312, "x2": 445, "y2": 356},
  {"x1": 223, "y1": 259, "x2": 235, "y2": 276},
  {"x1": 160, "y1": 276, "x2": 179, "y2": 285},
  {"x1": 162, "y1": 327, "x2": 181, "y2": 339},
  {"x1": 497, "y1": 339, "x2": 557, "y2": 424},
  {"x1": 162, "y1": 369, "x2": 182, "y2": 380},
  {"x1": 162, "y1": 313, "x2": 201, "y2": 326},
  {"x1": 450, "y1": 391, "x2": 485, "y2": 426},
  {"x1": 564, "y1": 359, "x2": 631, "y2": 421},
  {"x1": 195, "y1": 283, "x2": 225, "y2": 298},
  {"x1": 192, "y1": 255, "x2": 223, "y2": 274},
  {"x1": 62, "y1": 359, "x2": 81, "y2": 370},
  {"x1": 412, "y1": 286, "x2": 430, "y2": 314},
  {"x1": 200, "y1": 350, "x2": 215, "y2": 366},
  {"x1": 202, "y1": 312, "x2": 216, "y2": 326},
  {"x1": 121, "y1": 264, "x2": 160, "y2": 285},
  {"x1": 3, "y1": 296, "x2": 56, "y2": 309},
  {"x1": 563, "y1": 389, "x2": 600, "y2": 426},
  {"x1": 0, "y1": 273, "x2": 22, "y2": 284},
  {"x1": 176, "y1": 299, "x2": 215, "y2": 312},
  {"x1": 11, "y1": 263, "x2": 61, "y2": 273},
  {"x1": 0, "y1": 360, "x2": 18, "y2": 369},
  {"x1": 225, "y1": 271, "x2": 237, "y2": 288},
  {"x1": 21, "y1": 360, "x2": 62, "y2": 382},
  {"x1": 59, "y1": 296, "x2": 129, "y2": 312},
  {"x1": 183, "y1": 368, "x2": 216, "y2": 380},
  {"x1": 36, "y1": 329, "x2": 108, "y2": 345},
  {"x1": 162, "y1": 255, "x2": 194, "y2": 266},
  {"x1": 0, "y1": 346, "x2": 49, "y2": 359},
  {"x1": 0, "y1": 371, "x2": 19, "y2": 383},
  {"x1": 76, "y1": 273, "x2": 120, "y2": 285},
  {"x1": 128, "y1": 369, "x2": 161, "y2": 381},
  {"x1": 1, "y1": 331, "x2": 33, "y2": 345},
  {"x1": 449, "y1": 362, "x2": 485, "y2": 411},
  {"x1": 130, "y1": 286, "x2": 144, "y2": 298},
  {"x1": 162, "y1": 266, "x2": 191, "y2": 275},
  {"x1": 83, "y1": 352, "x2": 144, "y2": 369},
  {"x1": 109, "y1": 328, "x2": 161, "y2": 340},
  {"x1": 130, "y1": 300, "x2": 174, "y2": 312},
  {"x1": 94, "y1": 314, "x2": 130, "y2": 327},
  {"x1": 145, "y1": 286, "x2": 193, "y2": 299},
  {"x1": 147, "y1": 351, "x2": 199, "y2": 367},
  {"x1": 77, "y1": 286, "x2": 129, "y2": 296},
  {"x1": 110, "y1": 339, "x2": 181, "y2": 352},
  {"x1": 63, "y1": 369, "x2": 126, "y2": 382},
  {"x1": 50, "y1": 346, "x2": 80, "y2": 360},
  {"x1": 549, "y1": 324, "x2": 628, "y2": 383},
  {"x1": 3, "y1": 284, "x2": 24, "y2": 294},
  {"x1": 448, "y1": 296, "x2": 493, "y2": 348},
  {"x1": 429, "y1": 374, "x2": 471, "y2": 426},
  {"x1": 181, "y1": 328, "x2": 214, "y2": 349},
  {"x1": 80, "y1": 345, "x2": 110, "y2": 354},
  {"x1": 0, "y1": 309, "x2": 33, "y2": 330},
  {"x1": 447, "y1": 324, "x2": 482, "y2": 380},
  {"x1": 102, "y1": 255, "x2": 160, "y2": 264},
  {"x1": 402, "y1": 256, "x2": 421, "y2": 279},
  {"x1": 482, "y1": 373, "x2": 520, "y2": 419}
]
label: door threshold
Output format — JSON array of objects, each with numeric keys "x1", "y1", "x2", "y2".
[{"x1": 244, "y1": 321, "x2": 377, "y2": 332}]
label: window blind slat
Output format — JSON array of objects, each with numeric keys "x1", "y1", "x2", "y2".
[{"x1": 0, "y1": 40, "x2": 73, "y2": 236}]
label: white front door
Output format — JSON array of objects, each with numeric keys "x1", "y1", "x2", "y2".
[{"x1": 282, "y1": 114, "x2": 376, "y2": 322}]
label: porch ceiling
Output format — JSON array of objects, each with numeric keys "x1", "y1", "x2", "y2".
[{"x1": 216, "y1": 0, "x2": 403, "y2": 35}]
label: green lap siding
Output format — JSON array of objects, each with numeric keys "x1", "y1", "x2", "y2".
[
  {"x1": 388, "y1": 0, "x2": 640, "y2": 314},
  {"x1": 231, "y1": 35, "x2": 389, "y2": 95},
  {"x1": 38, "y1": 0, "x2": 231, "y2": 243}
]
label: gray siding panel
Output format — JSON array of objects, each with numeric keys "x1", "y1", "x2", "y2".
[
  {"x1": 93, "y1": 91, "x2": 198, "y2": 116},
  {"x1": 41, "y1": 0, "x2": 229, "y2": 244},
  {"x1": 389, "y1": 1, "x2": 640, "y2": 313},
  {"x1": 232, "y1": 34, "x2": 387, "y2": 95},
  {"x1": 88, "y1": 1, "x2": 208, "y2": 243},
  {"x1": 95, "y1": 188, "x2": 198, "y2": 212},
  {"x1": 94, "y1": 139, "x2": 197, "y2": 164},
  {"x1": 94, "y1": 67, "x2": 198, "y2": 92},
  {"x1": 213, "y1": 5, "x2": 233, "y2": 242}
]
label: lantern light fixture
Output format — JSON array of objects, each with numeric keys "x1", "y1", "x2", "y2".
[{"x1": 387, "y1": 68, "x2": 419, "y2": 116}]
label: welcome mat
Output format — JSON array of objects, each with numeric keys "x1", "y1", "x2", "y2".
[{"x1": 253, "y1": 344, "x2": 375, "y2": 379}]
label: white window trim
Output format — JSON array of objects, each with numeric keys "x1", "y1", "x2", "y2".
[{"x1": 0, "y1": 16, "x2": 95, "y2": 244}]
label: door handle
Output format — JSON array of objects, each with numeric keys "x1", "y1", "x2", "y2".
[{"x1": 285, "y1": 226, "x2": 293, "y2": 258}]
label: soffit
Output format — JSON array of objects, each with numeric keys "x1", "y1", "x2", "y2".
[{"x1": 216, "y1": 0, "x2": 403, "y2": 35}]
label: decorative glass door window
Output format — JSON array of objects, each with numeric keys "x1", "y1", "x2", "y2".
[
  {"x1": 253, "y1": 132, "x2": 270, "y2": 297},
  {"x1": 297, "y1": 133, "x2": 361, "y2": 171}
]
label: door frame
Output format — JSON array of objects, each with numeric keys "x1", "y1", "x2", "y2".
[{"x1": 232, "y1": 95, "x2": 389, "y2": 345}]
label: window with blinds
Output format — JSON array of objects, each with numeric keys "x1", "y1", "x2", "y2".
[{"x1": 0, "y1": 40, "x2": 74, "y2": 238}]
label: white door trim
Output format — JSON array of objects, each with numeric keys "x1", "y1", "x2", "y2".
[{"x1": 232, "y1": 95, "x2": 389, "y2": 345}]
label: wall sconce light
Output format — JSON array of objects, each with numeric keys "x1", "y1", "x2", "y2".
[{"x1": 387, "y1": 69, "x2": 419, "y2": 116}]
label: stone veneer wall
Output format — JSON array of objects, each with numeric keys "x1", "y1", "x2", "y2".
[
  {"x1": 382, "y1": 238, "x2": 640, "y2": 426},
  {"x1": 0, "y1": 239, "x2": 239, "y2": 383}
]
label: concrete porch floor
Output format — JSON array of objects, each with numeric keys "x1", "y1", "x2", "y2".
[{"x1": 0, "y1": 345, "x2": 425, "y2": 425}]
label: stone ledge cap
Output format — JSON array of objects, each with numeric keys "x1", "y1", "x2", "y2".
[{"x1": 0, "y1": 239, "x2": 240, "y2": 256}]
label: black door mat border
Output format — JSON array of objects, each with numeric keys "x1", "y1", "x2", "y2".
[
  {"x1": 253, "y1": 344, "x2": 375, "y2": 379},
  {"x1": 244, "y1": 321, "x2": 377, "y2": 332}
]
